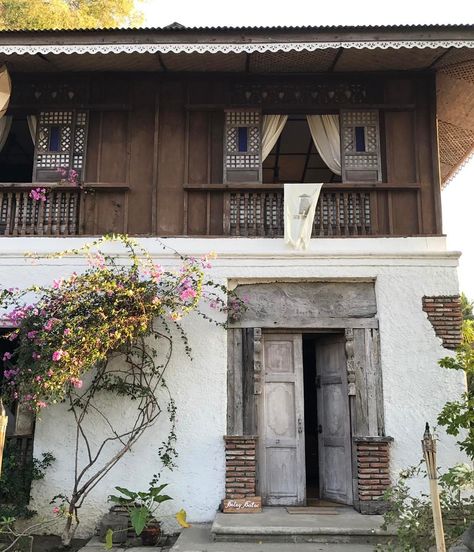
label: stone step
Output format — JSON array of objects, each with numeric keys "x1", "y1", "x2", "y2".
[
  {"x1": 211, "y1": 507, "x2": 395, "y2": 545},
  {"x1": 172, "y1": 525, "x2": 378, "y2": 551}
]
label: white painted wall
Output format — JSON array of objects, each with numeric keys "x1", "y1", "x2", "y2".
[{"x1": 0, "y1": 236, "x2": 465, "y2": 535}]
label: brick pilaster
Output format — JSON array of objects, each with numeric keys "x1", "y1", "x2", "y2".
[
  {"x1": 355, "y1": 436, "x2": 393, "y2": 514},
  {"x1": 422, "y1": 295, "x2": 463, "y2": 350},
  {"x1": 224, "y1": 435, "x2": 257, "y2": 499}
]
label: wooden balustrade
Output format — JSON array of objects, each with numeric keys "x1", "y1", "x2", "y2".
[
  {"x1": 0, "y1": 182, "x2": 420, "y2": 238},
  {"x1": 0, "y1": 187, "x2": 80, "y2": 236},
  {"x1": 224, "y1": 188, "x2": 374, "y2": 237}
]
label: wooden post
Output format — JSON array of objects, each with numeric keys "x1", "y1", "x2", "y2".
[
  {"x1": 0, "y1": 398, "x2": 7, "y2": 477},
  {"x1": 422, "y1": 423, "x2": 446, "y2": 552}
]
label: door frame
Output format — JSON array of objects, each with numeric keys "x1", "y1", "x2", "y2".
[{"x1": 227, "y1": 323, "x2": 384, "y2": 512}]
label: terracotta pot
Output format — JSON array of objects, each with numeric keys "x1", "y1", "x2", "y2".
[{"x1": 140, "y1": 523, "x2": 161, "y2": 546}]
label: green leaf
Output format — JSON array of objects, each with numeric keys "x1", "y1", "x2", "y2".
[
  {"x1": 105, "y1": 529, "x2": 113, "y2": 550},
  {"x1": 130, "y1": 506, "x2": 149, "y2": 536},
  {"x1": 156, "y1": 495, "x2": 173, "y2": 503},
  {"x1": 149, "y1": 484, "x2": 169, "y2": 498},
  {"x1": 114, "y1": 486, "x2": 137, "y2": 500}
]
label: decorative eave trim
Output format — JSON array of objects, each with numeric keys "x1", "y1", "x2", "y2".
[{"x1": 1, "y1": 40, "x2": 474, "y2": 56}]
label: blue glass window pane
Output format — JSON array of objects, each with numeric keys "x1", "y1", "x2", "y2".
[
  {"x1": 49, "y1": 126, "x2": 61, "y2": 152},
  {"x1": 238, "y1": 127, "x2": 248, "y2": 152},
  {"x1": 355, "y1": 126, "x2": 366, "y2": 152}
]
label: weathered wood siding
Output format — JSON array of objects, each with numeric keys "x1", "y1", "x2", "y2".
[{"x1": 20, "y1": 73, "x2": 440, "y2": 237}]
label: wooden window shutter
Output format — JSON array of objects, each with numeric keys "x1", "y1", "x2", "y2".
[
  {"x1": 33, "y1": 109, "x2": 89, "y2": 182},
  {"x1": 223, "y1": 109, "x2": 262, "y2": 184},
  {"x1": 340, "y1": 110, "x2": 382, "y2": 182}
]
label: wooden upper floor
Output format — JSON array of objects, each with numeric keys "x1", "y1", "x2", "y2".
[{"x1": 0, "y1": 70, "x2": 445, "y2": 238}]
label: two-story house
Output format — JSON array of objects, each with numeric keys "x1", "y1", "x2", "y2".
[{"x1": 0, "y1": 24, "x2": 472, "y2": 537}]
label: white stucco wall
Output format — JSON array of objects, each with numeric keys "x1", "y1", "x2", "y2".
[{"x1": 0, "y1": 236, "x2": 466, "y2": 535}]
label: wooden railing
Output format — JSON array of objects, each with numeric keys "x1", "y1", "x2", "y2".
[
  {"x1": 0, "y1": 185, "x2": 80, "y2": 236},
  {"x1": 182, "y1": 182, "x2": 425, "y2": 238},
  {"x1": 224, "y1": 187, "x2": 374, "y2": 237}
]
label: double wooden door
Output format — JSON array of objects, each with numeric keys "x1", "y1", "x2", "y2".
[{"x1": 258, "y1": 332, "x2": 352, "y2": 506}]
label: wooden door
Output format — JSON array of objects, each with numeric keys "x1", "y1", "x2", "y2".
[
  {"x1": 316, "y1": 335, "x2": 353, "y2": 505},
  {"x1": 259, "y1": 333, "x2": 305, "y2": 505}
]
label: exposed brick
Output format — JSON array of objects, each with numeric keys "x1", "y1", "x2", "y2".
[
  {"x1": 355, "y1": 439, "x2": 391, "y2": 502},
  {"x1": 422, "y1": 295, "x2": 463, "y2": 350},
  {"x1": 224, "y1": 435, "x2": 258, "y2": 499}
]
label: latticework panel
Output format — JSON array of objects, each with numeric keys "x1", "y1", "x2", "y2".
[
  {"x1": 438, "y1": 119, "x2": 474, "y2": 167},
  {"x1": 0, "y1": 190, "x2": 80, "y2": 236},
  {"x1": 335, "y1": 47, "x2": 446, "y2": 72},
  {"x1": 313, "y1": 191, "x2": 372, "y2": 236},
  {"x1": 229, "y1": 191, "x2": 284, "y2": 237},
  {"x1": 434, "y1": 48, "x2": 474, "y2": 70},
  {"x1": 249, "y1": 49, "x2": 337, "y2": 73},
  {"x1": 438, "y1": 60, "x2": 474, "y2": 86},
  {"x1": 224, "y1": 110, "x2": 261, "y2": 183},
  {"x1": 227, "y1": 189, "x2": 373, "y2": 237},
  {"x1": 33, "y1": 109, "x2": 89, "y2": 182},
  {"x1": 341, "y1": 110, "x2": 381, "y2": 181}
]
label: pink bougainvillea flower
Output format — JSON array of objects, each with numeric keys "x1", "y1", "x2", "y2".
[
  {"x1": 4, "y1": 367, "x2": 18, "y2": 380},
  {"x1": 151, "y1": 264, "x2": 164, "y2": 281},
  {"x1": 52, "y1": 278, "x2": 63, "y2": 289},
  {"x1": 29, "y1": 187, "x2": 47, "y2": 202},
  {"x1": 52, "y1": 350, "x2": 65, "y2": 362},
  {"x1": 70, "y1": 377, "x2": 83, "y2": 389},
  {"x1": 87, "y1": 253, "x2": 106, "y2": 269},
  {"x1": 37, "y1": 401, "x2": 47, "y2": 408},
  {"x1": 44, "y1": 318, "x2": 59, "y2": 331},
  {"x1": 63, "y1": 328, "x2": 71, "y2": 336},
  {"x1": 27, "y1": 330, "x2": 38, "y2": 340},
  {"x1": 2, "y1": 351, "x2": 12, "y2": 362},
  {"x1": 7, "y1": 330, "x2": 19, "y2": 341},
  {"x1": 68, "y1": 169, "x2": 79, "y2": 186},
  {"x1": 180, "y1": 288, "x2": 197, "y2": 302},
  {"x1": 7, "y1": 305, "x2": 33, "y2": 325},
  {"x1": 53, "y1": 506, "x2": 60, "y2": 515}
]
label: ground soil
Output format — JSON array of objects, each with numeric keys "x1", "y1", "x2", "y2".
[{"x1": 32, "y1": 535, "x2": 88, "y2": 552}]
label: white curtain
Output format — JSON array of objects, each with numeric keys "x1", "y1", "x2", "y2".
[
  {"x1": 0, "y1": 65, "x2": 11, "y2": 119},
  {"x1": 27, "y1": 115, "x2": 37, "y2": 144},
  {"x1": 306, "y1": 114, "x2": 342, "y2": 176},
  {"x1": 0, "y1": 115, "x2": 12, "y2": 152},
  {"x1": 262, "y1": 114, "x2": 288, "y2": 161}
]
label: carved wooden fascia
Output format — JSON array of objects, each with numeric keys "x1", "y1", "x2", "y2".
[
  {"x1": 253, "y1": 328, "x2": 262, "y2": 395},
  {"x1": 345, "y1": 328, "x2": 356, "y2": 396}
]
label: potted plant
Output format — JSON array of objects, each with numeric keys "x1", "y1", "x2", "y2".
[{"x1": 107, "y1": 479, "x2": 173, "y2": 547}]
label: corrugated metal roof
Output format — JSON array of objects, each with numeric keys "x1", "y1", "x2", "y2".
[{"x1": 0, "y1": 23, "x2": 473, "y2": 33}]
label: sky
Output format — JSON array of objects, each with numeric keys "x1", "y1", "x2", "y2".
[{"x1": 142, "y1": 0, "x2": 473, "y2": 297}]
